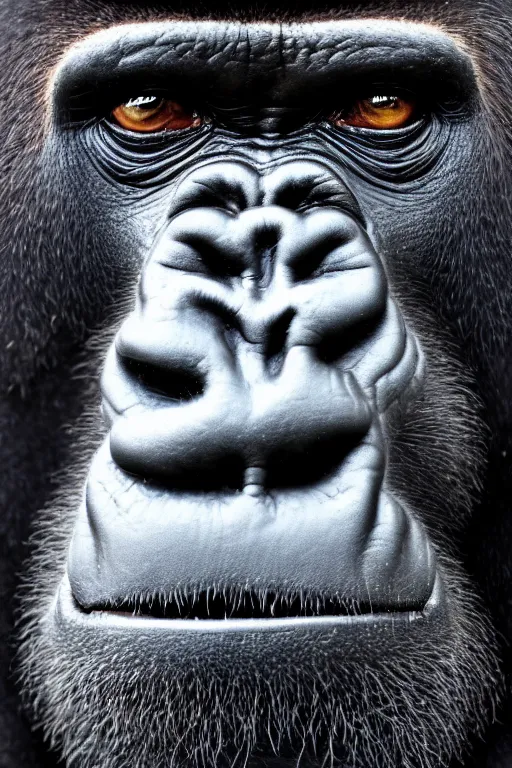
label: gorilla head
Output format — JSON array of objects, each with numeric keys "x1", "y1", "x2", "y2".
[{"x1": 4, "y1": 1, "x2": 512, "y2": 767}]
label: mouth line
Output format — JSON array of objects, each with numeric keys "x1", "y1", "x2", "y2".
[
  {"x1": 72, "y1": 582, "x2": 436, "y2": 628},
  {"x1": 75, "y1": 602, "x2": 429, "y2": 632},
  {"x1": 85, "y1": 612, "x2": 428, "y2": 630}
]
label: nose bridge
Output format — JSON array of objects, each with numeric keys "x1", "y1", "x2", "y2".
[{"x1": 159, "y1": 159, "x2": 364, "y2": 348}]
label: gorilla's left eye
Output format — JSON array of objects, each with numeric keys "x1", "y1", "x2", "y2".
[
  {"x1": 111, "y1": 96, "x2": 202, "y2": 133},
  {"x1": 331, "y1": 95, "x2": 417, "y2": 130}
]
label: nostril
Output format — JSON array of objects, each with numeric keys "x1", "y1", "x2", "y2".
[
  {"x1": 176, "y1": 235, "x2": 244, "y2": 279},
  {"x1": 254, "y1": 225, "x2": 280, "y2": 254},
  {"x1": 252, "y1": 226, "x2": 280, "y2": 292},
  {"x1": 190, "y1": 293, "x2": 241, "y2": 334},
  {"x1": 123, "y1": 357, "x2": 204, "y2": 403},
  {"x1": 264, "y1": 308, "x2": 296, "y2": 376},
  {"x1": 291, "y1": 236, "x2": 351, "y2": 282},
  {"x1": 316, "y1": 316, "x2": 381, "y2": 366}
]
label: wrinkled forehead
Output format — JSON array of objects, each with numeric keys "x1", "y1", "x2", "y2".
[{"x1": 52, "y1": 20, "x2": 475, "y2": 105}]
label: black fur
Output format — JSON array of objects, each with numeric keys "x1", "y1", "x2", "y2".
[{"x1": 1, "y1": 1, "x2": 512, "y2": 766}]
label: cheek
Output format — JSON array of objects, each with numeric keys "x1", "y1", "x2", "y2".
[
  {"x1": 351, "y1": 165, "x2": 472, "y2": 293},
  {"x1": 58, "y1": 141, "x2": 170, "y2": 271}
]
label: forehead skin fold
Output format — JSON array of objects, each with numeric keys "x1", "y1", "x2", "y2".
[
  {"x1": 55, "y1": 19, "x2": 472, "y2": 74},
  {"x1": 51, "y1": 20, "x2": 476, "y2": 111}
]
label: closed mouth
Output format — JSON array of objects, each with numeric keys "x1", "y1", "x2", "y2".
[
  {"x1": 67, "y1": 439, "x2": 438, "y2": 631},
  {"x1": 78, "y1": 587, "x2": 423, "y2": 621},
  {"x1": 70, "y1": 579, "x2": 440, "y2": 631},
  {"x1": 69, "y1": 575, "x2": 441, "y2": 635}
]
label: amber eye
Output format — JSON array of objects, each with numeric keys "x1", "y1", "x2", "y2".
[
  {"x1": 111, "y1": 96, "x2": 202, "y2": 133},
  {"x1": 332, "y1": 95, "x2": 417, "y2": 130}
]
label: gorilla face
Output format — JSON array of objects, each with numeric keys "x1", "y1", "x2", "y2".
[{"x1": 19, "y1": 18, "x2": 503, "y2": 768}]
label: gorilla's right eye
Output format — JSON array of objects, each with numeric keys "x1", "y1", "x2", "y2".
[{"x1": 111, "y1": 96, "x2": 202, "y2": 133}]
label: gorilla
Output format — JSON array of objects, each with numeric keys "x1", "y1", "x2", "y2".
[{"x1": 0, "y1": 0, "x2": 511, "y2": 766}]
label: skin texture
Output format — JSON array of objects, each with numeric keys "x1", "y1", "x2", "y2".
[{"x1": 0, "y1": 1, "x2": 512, "y2": 767}]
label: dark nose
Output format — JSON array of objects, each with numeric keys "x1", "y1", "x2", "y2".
[{"x1": 101, "y1": 162, "x2": 409, "y2": 493}]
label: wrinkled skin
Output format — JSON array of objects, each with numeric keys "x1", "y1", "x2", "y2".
[{"x1": 1, "y1": 2, "x2": 512, "y2": 768}]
